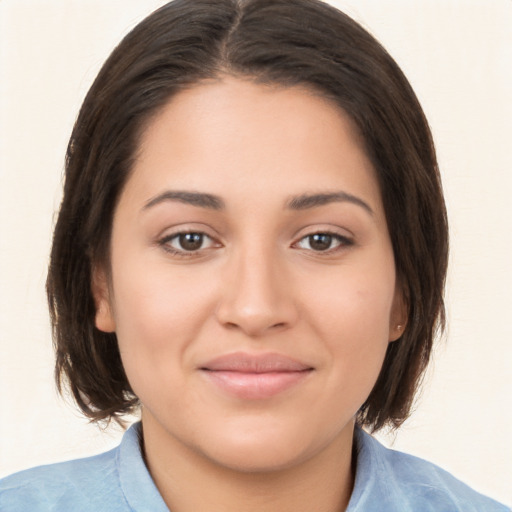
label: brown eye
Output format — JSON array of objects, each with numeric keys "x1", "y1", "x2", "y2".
[
  {"x1": 178, "y1": 233, "x2": 204, "y2": 251},
  {"x1": 308, "y1": 234, "x2": 333, "y2": 251},
  {"x1": 295, "y1": 232, "x2": 352, "y2": 253},
  {"x1": 161, "y1": 231, "x2": 217, "y2": 254}
]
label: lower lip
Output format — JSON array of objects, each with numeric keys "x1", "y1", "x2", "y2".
[{"x1": 201, "y1": 370, "x2": 312, "y2": 400}]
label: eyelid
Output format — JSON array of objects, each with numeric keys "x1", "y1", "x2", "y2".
[
  {"x1": 157, "y1": 225, "x2": 223, "y2": 257},
  {"x1": 155, "y1": 224, "x2": 355, "y2": 258},
  {"x1": 292, "y1": 224, "x2": 354, "y2": 242},
  {"x1": 291, "y1": 227, "x2": 355, "y2": 254},
  {"x1": 161, "y1": 231, "x2": 215, "y2": 246},
  {"x1": 156, "y1": 222, "x2": 220, "y2": 243}
]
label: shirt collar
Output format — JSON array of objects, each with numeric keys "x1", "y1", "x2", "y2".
[
  {"x1": 118, "y1": 422, "x2": 169, "y2": 511},
  {"x1": 117, "y1": 422, "x2": 411, "y2": 512}
]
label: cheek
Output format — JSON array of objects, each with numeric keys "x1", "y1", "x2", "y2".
[
  {"x1": 110, "y1": 267, "x2": 215, "y2": 412},
  {"x1": 307, "y1": 264, "x2": 395, "y2": 339},
  {"x1": 302, "y1": 260, "x2": 395, "y2": 384},
  {"x1": 109, "y1": 254, "x2": 217, "y2": 372}
]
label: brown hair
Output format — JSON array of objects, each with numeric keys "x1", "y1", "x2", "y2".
[{"x1": 47, "y1": 0, "x2": 448, "y2": 430}]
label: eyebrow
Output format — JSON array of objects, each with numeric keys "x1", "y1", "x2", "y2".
[
  {"x1": 286, "y1": 191, "x2": 374, "y2": 215},
  {"x1": 143, "y1": 189, "x2": 373, "y2": 215},
  {"x1": 143, "y1": 191, "x2": 225, "y2": 211}
]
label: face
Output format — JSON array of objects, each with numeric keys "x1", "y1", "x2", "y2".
[{"x1": 94, "y1": 77, "x2": 405, "y2": 472}]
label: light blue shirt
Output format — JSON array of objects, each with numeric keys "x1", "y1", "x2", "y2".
[{"x1": 0, "y1": 423, "x2": 508, "y2": 511}]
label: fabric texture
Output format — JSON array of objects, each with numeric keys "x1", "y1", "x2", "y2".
[{"x1": 0, "y1": 423, "x2": 508, "y2": 511}]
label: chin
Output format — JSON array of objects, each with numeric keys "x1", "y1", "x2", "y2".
[
  {"x1": 194, "y1": 421, "x2": 331, "y2": 474},
  {"x1": 206, "y1": 443, "x2": 311, "y2": 474}
]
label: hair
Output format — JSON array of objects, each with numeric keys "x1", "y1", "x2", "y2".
[{"x1": 47, "y1": 0, "x2": 448, "y2": 431}]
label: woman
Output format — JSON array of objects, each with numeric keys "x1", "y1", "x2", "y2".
[{"x1": 0, "y1": 0, "x2": 508, "y2": 510}]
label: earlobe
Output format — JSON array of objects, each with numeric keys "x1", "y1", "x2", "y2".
[
  {"x1": 389, "y1": 286, "x2": 408, "y2": 342},
  {"x1": 91, "y1": 266, "x2": 116, "y2": 333},
  {"x1": 389, "y1": 322, "x2": 405, "y2": 342}
]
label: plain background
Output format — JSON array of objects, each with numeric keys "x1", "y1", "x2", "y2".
[{"x1": 0, "y1": 0, "x2": 511, "y2": 506}]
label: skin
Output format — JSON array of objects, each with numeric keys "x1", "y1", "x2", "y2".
[{"x1": 94, "y1": 77, "x2": 406, "y2": 512}]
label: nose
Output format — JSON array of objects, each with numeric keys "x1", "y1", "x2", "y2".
[{"x1": 215, "y1": 246, "x2": 299, "y2": 337}]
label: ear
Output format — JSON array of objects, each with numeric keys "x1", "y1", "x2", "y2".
[
  {"x1": 388, "y1": 284, "x2": 408, "y2": 342},
  {"x1": 91, "y1": 265, "x2": 116, "y2": 333}
]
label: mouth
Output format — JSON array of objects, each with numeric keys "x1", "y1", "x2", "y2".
[{"x1": 199, "y1": 352, "x2": 314, "y2": 400}]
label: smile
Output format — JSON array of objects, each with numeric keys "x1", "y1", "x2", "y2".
[{"x1": 199, "y1": 352, "x2": 314, "y2": 400}]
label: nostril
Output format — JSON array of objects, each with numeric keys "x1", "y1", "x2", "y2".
[{"x1": 214, "y1": 291, "x2": 299, "y2": 336}]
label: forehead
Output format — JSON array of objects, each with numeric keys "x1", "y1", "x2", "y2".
[{"x1": 127, "y1": 76, "x2": 382, "y2": 214}]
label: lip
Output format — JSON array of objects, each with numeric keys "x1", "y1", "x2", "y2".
[{"x1": 199, "y1": 352, "x2": 314, "y2": 400}]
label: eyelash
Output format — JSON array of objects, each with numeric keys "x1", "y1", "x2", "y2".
[
  {"x1": 293, "y1": 232, "x2": 354, "y2": 253},
  {"x1": 158, "y1": 232, "x2": 219, "y2": 258},
  {"x1": 158, "y1": 230, "x2": 353, "y2": 258}
]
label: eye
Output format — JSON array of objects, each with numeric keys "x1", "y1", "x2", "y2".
[
  {"x1": 295, "y1": 232, "x2": 352, "y2": 252},
  {"x1": 159, "y1": 232, "x2": 217, "y2": 255}
]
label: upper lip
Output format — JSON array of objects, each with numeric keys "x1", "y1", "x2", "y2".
[{"x1": 200, "y1": 352, "x2": 313, "y2": 373}]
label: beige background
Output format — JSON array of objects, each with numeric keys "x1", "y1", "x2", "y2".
[{"x1": 0, "y1": 0, "x2": 510, "y2": 506}]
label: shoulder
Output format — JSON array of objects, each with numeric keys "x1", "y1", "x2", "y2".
[
  {"x1": 349, "y1": 428, "x2": 510, "y2": 512},
  {"x1": 0, "y1": 447, "x2": 128, "y2": 512},
  {"x1": 0, "y1": 422, "x2": 169, "y2": 512}
]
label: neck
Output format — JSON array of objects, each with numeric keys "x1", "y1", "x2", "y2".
[{"x1": 141, "y1": 413, "x2": 355, "y2": 512}]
